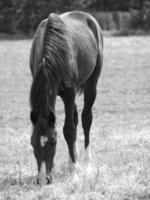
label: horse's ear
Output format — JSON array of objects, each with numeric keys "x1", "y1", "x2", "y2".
[
  {"x1": 30, "y1": 110, "x2": 39, "y2": 124},
  {"x1": 48, "y1": 111, "x2": 55, "y2": 127}
]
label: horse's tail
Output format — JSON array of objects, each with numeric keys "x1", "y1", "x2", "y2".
[
  {"x1": 87, "y1": 17, "x2": 103, "y2": 49},
  {"x1": 87, "y1": 16, "x2": 103, "y2": 68}
]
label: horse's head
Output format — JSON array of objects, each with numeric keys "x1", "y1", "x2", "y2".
[{"x1": 30, "y1": 110, "x2": 57, "y2": 184}]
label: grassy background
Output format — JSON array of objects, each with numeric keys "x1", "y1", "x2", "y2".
[
  {"x1": 0, "y1": 36, "x2": 150, "y2": 199},
  {"x1": 91, "y1": 11, "x2": 148, "y2": 36},
  {"x1": 92, "y1": 11, "x2": 131, "y2": 31}
]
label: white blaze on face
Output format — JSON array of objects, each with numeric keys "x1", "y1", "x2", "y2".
[{"x1": 40, "y1": 136, "x2": 48, "y2": 147}]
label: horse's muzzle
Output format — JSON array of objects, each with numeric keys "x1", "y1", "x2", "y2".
[
  {"x1": 37, "y1": 175, "x2": 52, "y2": 185},
  {"x1": 37, "y1": 161, "x2": 53, "y2": 185}
]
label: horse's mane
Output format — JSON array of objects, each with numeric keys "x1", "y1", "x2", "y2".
[
  {"x1": 30, "y1": 14, "x2": 73, "y2": 115},
  {"x1": 44, "y1": 13, "x2": 72, "y2": 83},
  {"x1": 30, "y1": 63, "x2": 53, "y2": 116}
]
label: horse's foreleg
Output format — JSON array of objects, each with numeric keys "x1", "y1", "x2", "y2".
[{"x1": 61, "y1": 88, "x2": 79, "y2": 172}]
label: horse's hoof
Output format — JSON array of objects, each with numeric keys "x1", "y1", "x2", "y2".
[
  {"x1": 82, "y1": 147, "x2": 92, "y2": 165},
  {"x1": 69, "y1": 161, "x2": 82, "y2": 174},
  {"x1": 75, "y1": 162, "x2": 82, "y2": 172},
  {"x1": 72, "y1": 173, "x2": 80, "y2": 185},
  {"x1": 85, "y1": 163, "x2": 93, "y2": 175}
]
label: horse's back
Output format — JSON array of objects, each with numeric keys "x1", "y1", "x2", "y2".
[
  {"x1": 30, "y1": 11, "x2": 103, "y2": 87},
  {"x1": 60, "y1": 11, "x2": 103, "y2": 86}
]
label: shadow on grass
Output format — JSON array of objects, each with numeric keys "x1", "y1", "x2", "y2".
[{"x1": 0, "y1": 173, "x2": 37, "y2": 192}]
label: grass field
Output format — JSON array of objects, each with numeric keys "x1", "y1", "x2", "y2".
[{"x1": 0, "y1": 36, "x2": 150, "y2": 200}]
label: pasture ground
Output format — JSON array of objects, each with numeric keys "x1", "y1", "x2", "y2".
[{"x1": 0, "y1": 36, "x2": 150, "y2": 200}]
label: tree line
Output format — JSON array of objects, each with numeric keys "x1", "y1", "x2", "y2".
[{"x1": 0, "y1": 0, "x2": 149, "y2": 34}]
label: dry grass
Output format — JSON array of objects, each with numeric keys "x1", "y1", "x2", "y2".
[{"x1": 0, "y1": 36, "x2": 150, "y2": 200}]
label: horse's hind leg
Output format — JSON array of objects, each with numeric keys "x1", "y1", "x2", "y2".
[
  {"x1": 82, "y1": 54, "x2": 102, "y2": 164},
  {"x1": 82, "y1": 84, "x2": 97, "y2": 163},
  {"x1": 73, "y1": 103, "x2": 78, "y2": 133},
  {"x1": 60, "y1": 87, "x2": 79, "y2": 171},
  {"x1": 73, "y1": 103, "x2": 79, "y2": 159},
  {"x1": 67, "y1": 103, "x2": 79, "y2": 165}
]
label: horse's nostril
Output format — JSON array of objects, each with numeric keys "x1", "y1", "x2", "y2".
[
  {"x1": 46, "y1": 176, "x2": 52, "y2": 184},
  {"x1": 36, "y1": 176, "x2": 52, "y2": 185}
]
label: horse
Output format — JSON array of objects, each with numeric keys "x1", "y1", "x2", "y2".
[{"x1": 29, "y1": 11, "x2": 103, "y2": 184}]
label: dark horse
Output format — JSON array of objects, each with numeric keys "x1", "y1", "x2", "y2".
[{"x1": 29, "y1": 11, "x2": 103, "y2": 184}]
